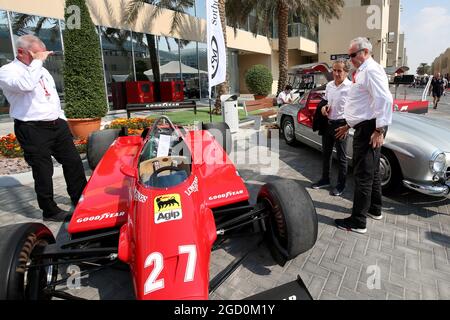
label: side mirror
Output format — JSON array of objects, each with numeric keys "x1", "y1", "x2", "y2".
[{"x1": 120, "y1": 164, "x2": 137, "y2": 178}]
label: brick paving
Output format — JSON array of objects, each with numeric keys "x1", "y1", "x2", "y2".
[{"x1": 0, "y1": 90, "x2": 449, "y2": 300}]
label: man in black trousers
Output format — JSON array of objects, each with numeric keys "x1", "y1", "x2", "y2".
[
  {"x1": 0, "y1": 35, "x2": 87, "y2": 222},
  {"x1": 335, "y1": 37, "x2": 393, "y2": 234},
  {"x1": 312, "y1": 59, "x2": 352, "y2": 196}
]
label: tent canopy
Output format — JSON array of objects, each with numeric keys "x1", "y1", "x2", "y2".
[{"x1": 144, "y1": 61, "x2": 207, "y2": 76}]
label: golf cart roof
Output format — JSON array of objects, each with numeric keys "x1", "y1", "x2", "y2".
[
  {"x1": 385, "y1": 66, "x2": 410, "y2": 75},
  {"x1": 288, "y1": 63, "x2": 333, "y2": 81}
]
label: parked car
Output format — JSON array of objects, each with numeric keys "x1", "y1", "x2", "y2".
[
  {"x1": 277, "y1": 87, "x2": 450, "y2": 198},
  {"x1": 0, "y1": 116, "x2": 317, "y2": 300}
]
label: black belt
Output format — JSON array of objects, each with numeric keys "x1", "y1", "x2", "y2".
[
  {"x1": 328, "y1": 119, "x2": 346, "y2": 125},
  {"x1": 15, "y1": 118, "x2": 60, "y2": 126},
  {"x1": 353, "y1": 119, "x2": 376, "y2": 129}
]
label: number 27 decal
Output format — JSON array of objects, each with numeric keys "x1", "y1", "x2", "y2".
[{"x1": 144, "y1": 245, "x2": 197, "y2": 295}]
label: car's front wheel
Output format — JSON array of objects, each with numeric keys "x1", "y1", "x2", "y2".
[
  {"x1": 258, "y1": 180, "x2": 318, "y2": 266},
  {"x1": 281, "y1": 116, "x2": 298, "y2": 146},
  {"x1": 0, "y1": 223, "x2": 56, "y2": 300},
  {"x1": 380, "y1": 149, "x2": 403, "y2": 195}
]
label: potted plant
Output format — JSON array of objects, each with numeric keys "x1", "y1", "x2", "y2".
[
  {"x1": 63, "y1": 0, "x2": 108, "y2": 139},
  {"x1": 245, "y1": 64, "x2": 273, "y2": 99}
]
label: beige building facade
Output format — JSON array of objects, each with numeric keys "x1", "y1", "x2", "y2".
[
  {"x1": 0, "y1": 0, "x2": 404, "y2": 104},
  {"x1": 319, "y1": 0, "x2": 405, "y2": 69},
  {"x1": 432, "y1": 49, "x2": 450, "y2": 78}
]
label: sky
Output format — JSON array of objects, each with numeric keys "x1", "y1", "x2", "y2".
[{"x1": 401, "y1": 0, "x2": 450, "y2": 74}]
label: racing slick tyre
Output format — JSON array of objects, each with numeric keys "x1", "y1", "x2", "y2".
[
  {"x1": 258, "y1": 180, "x2": 318, "y2": 265},
  {"x1": 87, "y1": 129, "x2": 121, "y2": 170},
  {"x1": 281, "y1": 116, "x2": 298, "y2": 146},
  {"x1": 380, "y1": 148, "x2": 403, "y2": 195},
  {"x1": 202, "y1": 122, "x2": 232, "y2": 155},
  {"x1": 0, "y1": 223, "x2": 56, "y2": 300}
]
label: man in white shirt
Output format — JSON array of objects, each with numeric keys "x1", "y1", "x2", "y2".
[
  {"x1": 311, "y1": 59, "x2": 352, "y2": 197},
  {"x1": 277, "y1": 85, "x2": 294, "y2": 106},
  {"x1": 0, "y1": 35, "x2": 87, "y2": 222},
  {"x1": 334, "y1": 37, "x2": 393, "y2": 234}
]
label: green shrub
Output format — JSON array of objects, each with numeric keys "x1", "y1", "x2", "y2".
[
  {"x1": 245, "y1": 64, "x2": 273, "y2": 96},
  {"x1": 63, "y1": 0, "x2": 108, "y2": 119}
]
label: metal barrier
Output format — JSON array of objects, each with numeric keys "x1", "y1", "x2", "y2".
[{"x1": 126, "y1": 101, "x2": 197, "y2": 118}]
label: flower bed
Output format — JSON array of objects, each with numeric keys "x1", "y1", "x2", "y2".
[
  {"x1": 0, "y1": 134, "x2": 88, "y2": 158},
  {"x1": 0, "y1": 134, "x2": 23, "y2": 158},
  {"x1": 104, "y1": 117, "x2": 154, "y2": 135}
]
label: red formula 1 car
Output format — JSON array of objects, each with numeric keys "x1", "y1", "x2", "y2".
[{"x1": 0, "y1": 116, "x2": 318, "y2": 300}]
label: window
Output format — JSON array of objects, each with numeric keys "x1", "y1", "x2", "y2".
[
  {"x1": 361, "y1": 0, "x2": 371, "y2": 6},
  {"x1": 197, "y1": 42, "x2": 209, "y2": 99},
  {"x1": 180, "y1": 41, "x2": 201, "y2": 99},
  {"x1": 99, "y1": 27, "x2": 134, "y2": 106},
  {"x1": 0, "y1": 10, "x2": 14, "y2": 115},
  {"x1": 158, "y1": 36, "x2": 181, "y2": 82}
]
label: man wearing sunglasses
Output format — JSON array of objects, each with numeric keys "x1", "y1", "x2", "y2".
[{"x1": 334, "y1": 37, "x2": 393, "y2": 234}]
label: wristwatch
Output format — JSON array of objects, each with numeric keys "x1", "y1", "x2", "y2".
[{"x1": 375, "y1": 127, "x2": 385, "y2": 134}]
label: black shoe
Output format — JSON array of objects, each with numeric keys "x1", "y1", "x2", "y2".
[
  {"x1": 311, "y1": 178, "x2": 331, "y2": 189},
  {"x1": 330, "y1": 184, "x2": 345, "y2": 196},
  {"x1": 43, "y1": 209, "x2": 71, "y2": 222},
  {"x1": 335, "y1": 217, "x2": 367, "y2": 234},
  {"x1": 367, "y1": 211, "x2": 383, "y2": 220}
]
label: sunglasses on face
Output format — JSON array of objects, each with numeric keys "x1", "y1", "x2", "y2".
[{"x1": 349, "y1": 49, "x2": 365, "y2": 58}]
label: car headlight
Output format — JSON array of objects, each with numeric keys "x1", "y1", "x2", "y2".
[{"x1": 430, "y1": 152, "x2": 446, "y2": 174}]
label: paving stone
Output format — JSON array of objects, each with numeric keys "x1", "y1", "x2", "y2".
[
  {"x1": 356, "y1": 281, "x2": 387, "y2": 300},
  {"x1": 308, "y1": 276, "x2": 326, "y2": 300},
  {"x1": 319, "y1": 257, "x2": 346, "y2": 275},
  {"x1": 322, "y1": 243, "x2": 341, "y2": 261},
  {"x1": 323, "y1": 272, "x2": 343, "y2": 295},
  {"x1": 302, "y1": 261, "x2": 330, "y2": 279},
  {"x1": 390, "y1": 274, "x2": 421, "y2": 293},
  {"x1": 341, "y1": 267, "x2": 361, "y2": 291},
  {"x1": 437, "y1": 280, "x2": 450, "y2": 299},
  {"x1": 404, "y1": 290, "x2": 421, "y2": 300},
  {"x1": 337, "y1": 287, "x2": 367, "y2": 300},
  {"x1": 421, "y1": 284, "x2": 439, "y2": 300},
  {"x1": 319, "y1": 290, "x2": 343, "y2": 300},
  {"x1": 405, "y1": 254, "x2": 420, "y2": 271}
]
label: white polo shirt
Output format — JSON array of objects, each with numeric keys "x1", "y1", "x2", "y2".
[
  {"x1": 277, "y1": 91, "x2": 293, "y2": 105},
  {"x1": 324, "y1": 78, "x2": 352, "y2": 120},
  {"x1": 0, "y1": 58, "x2": 65, "y2": 121},
  {"x1": 344, "y1": 58, "x2": 393, "y2": 128}
]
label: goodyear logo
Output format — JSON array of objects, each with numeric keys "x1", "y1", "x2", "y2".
[{"x1": 154, "y1": 194, "x2": 182, "y2": 224}]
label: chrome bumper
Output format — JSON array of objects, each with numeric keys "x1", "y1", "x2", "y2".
[{"x1": 403, "y1": 180, "x2": 450, "y2": 198}]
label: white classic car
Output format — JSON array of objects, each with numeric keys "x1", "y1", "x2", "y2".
[{"x1": 277, "y1": 85, "x2": 450, "y2": 198}]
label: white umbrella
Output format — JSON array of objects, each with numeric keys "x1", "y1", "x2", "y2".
[{"x1": 144, "y1": 61, "x2": 207, "y2": 76}]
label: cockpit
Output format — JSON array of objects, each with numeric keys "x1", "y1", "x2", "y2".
[{"x1": 138, "y1": 116, "x2": 192, "y2": 188}]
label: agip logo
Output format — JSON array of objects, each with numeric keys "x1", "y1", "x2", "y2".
[{"x1": 154, "y1": 194, "x2": 182, "y2": 224}]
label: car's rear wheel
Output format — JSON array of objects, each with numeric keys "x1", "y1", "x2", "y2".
[
  {"x1": 0, "y1": 223, "x2": 56, "y2": 300},
  {"x1": 281, "y1": 116, "x2": 298, "y2": 146},
  {"x1": 202, "y1": 122, "x2": 232, "y2": 155},
  {"x1": 257, "y1": 180, "x2": 318, "y2": 266},
  {"x1": 380, "y1": 148, "x2": 403, "y2": 195},
  {"x1": 87, "y1": 129, "x2": 121, "y2": 170}
]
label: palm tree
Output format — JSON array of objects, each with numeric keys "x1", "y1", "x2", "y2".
[
  {"x1": 11, "y1": 13, "x2": 61, "y2": 44},
  {"x1": 416, "y1": 63, "x2": 431, "y2": 76},
  {"x1": 226, "y1": 0, "x2": 344, "y2": 95},
  {"x1": 124, "y1": 0, "x2": 194, "y2": 102}
]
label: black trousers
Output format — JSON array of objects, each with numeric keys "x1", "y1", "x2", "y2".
[
  {"x1": 321, "y1": 120, "x2": 348, "y2": 186},
  {"x1": 351, "y1": 119, "x2": 386, "y2": 227},
  {"x1": 14, "y1": 118, "x2": 87, "y2": 216}
]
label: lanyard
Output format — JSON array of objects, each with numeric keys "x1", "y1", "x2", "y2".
[{"x1": 39, "y1": 78, "x2": 51, "y2": 97}]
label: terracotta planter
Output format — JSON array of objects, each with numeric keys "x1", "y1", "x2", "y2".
[
  {"x1": 67, "y1": 118, "x2": 101, "y2": 140},
  {"x1": 254, "y1": 95, "x2": 267, "y2": 100}
]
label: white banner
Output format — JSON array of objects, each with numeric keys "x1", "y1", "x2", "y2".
[{"x1": 206, "y1": 0, "x2": 226, "y2": 98}]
